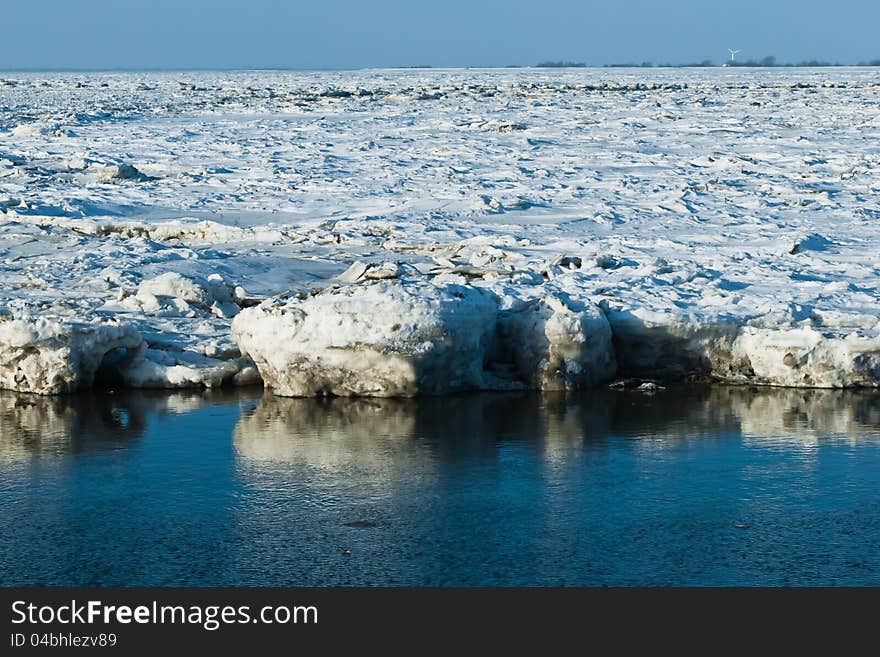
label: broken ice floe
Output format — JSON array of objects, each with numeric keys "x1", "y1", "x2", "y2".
[
  {"x1": 733, "y1": 326, "x2": 880, "y2": 388},
  {"x1": 0, "y1": 313, "x2": 142, "y2": 394},
  {"x1": 604, "y1": 307, "x2": 880, "y2": 388},
  {"x1": 3, "y1": 268, "x2": 880, "y2": 396},
  {"x1": 0, "y1": 308, "x2": 257, "y2": 395},
  {"x1": 232, "y1": 280, "x2": 501, "y2": 397},
  {"x1": 126, "y1": 272, "x2": 241, "y2": 319},
  {"x1": 0, "y1": 270, "x2": 257, "y2": 395},
  {"x1": 231, "y1": 278, "x2": 618, "y2": 397},
  {"x1": 336, "y1": 260, "x2": 401, "y2": 283},
  {"x1": 231, "y1": 273, "x2": 880, "y2": 398},
  {"x1": 119, "y1": 347, "x2": 258, "y2": 390},
  {"x1": 496, "y1": 295, "x2": 615, "y2": 391}
]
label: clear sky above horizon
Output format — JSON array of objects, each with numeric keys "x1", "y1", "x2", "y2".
[{"x1": 2, "y1": 0, "x2": 878, "y2": 70}]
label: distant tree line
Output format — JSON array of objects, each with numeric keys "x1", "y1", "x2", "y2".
[
  {"x1": 722, "y1": 55, "x2": 880, "y2": 67},
  {"x1": 531, "y1": 57, "x2": 880, "y2": 68},
  {"x1": 536, "y1": 61, "x2": 588, "y2": 68}
]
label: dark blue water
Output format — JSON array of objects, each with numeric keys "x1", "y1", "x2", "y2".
[{"x1": 1, "y1": 385, "x2": 879, "y2": 586}]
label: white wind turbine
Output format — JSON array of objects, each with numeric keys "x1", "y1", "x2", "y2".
[{"x1": 728, "y1": 48, "x2": 742, "y2": 64}]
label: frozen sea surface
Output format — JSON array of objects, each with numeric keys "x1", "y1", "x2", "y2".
[
  {"x1": 1, "y1": 385, "x2": 879, "y2": 586},
  {"x1": 1, "y1": 68, "x2": 879, "y2": 393}
]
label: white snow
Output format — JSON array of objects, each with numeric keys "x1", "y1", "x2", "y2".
[{"x1": 2, "y1": 68, "x2": 879, "y2": 394}]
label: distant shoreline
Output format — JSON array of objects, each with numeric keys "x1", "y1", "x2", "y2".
[{"x1": 1, "y1": 63, "x2": 879, "y2": 74}]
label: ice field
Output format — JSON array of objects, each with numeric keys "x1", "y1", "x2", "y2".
[{"x1": 1, "y1": 68, "x2": 879, "y2": 394}]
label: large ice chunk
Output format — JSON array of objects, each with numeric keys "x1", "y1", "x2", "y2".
[
  {"x1": 233, "y1": 280, "x2": 499, "y2": 397},
  {"x1": 0, "y1": 313, "x2": 143, "y2": 394},
  {"x1": 233, "y1": 278, "x2": 618, "y2": 397},
  {"x1": 732, "y1": 327, "x2": 880, "y2": 388},
  {"x1": 602, "y1": 304, "x2": 880, "y2": 388}
]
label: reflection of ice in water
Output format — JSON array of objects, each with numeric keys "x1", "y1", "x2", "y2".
[
  {"x1": 233, "y1": 396, "x2": 419, "y2": 472},
  {"x1": 232, "y1": 387, "x2": 880, "y2": 471},
  {"x1": 0, "y1": 388, "x2": 257, "y2": 461},
  {"x1": 2, "y1": 386, "x2": 878, "y2": 466},
  {"x1": 0, "y1": 392, "x2": 144, "y2": 462},
  {"x1": 0, "y1": 393, "x2": 80, "y2": 460},
  {"x1": 734, "y1": 387, "x2": 880, "y2": 446}
]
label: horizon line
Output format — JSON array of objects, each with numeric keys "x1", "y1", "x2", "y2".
[{"x1": 2, "y1": 62, "x2": 879, "y2": 74}]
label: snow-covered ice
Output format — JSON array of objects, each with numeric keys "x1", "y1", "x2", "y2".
[
  {"x1": 233, "y1": 279, "x2": 499, "y2": 397},
  {"x1": 232, "y1": 277, "x2": 616, "y2": 396},
  {"x1": 0, "y1": 312, "x2": 141, "y2": 394},
  {"x1": 1, "y1": 68, "x2": 879, "y2": 394}
]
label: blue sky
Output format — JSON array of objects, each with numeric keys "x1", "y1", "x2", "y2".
[{"x1": 2, "y1": 0, "x2": 878, "y2": 69}]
